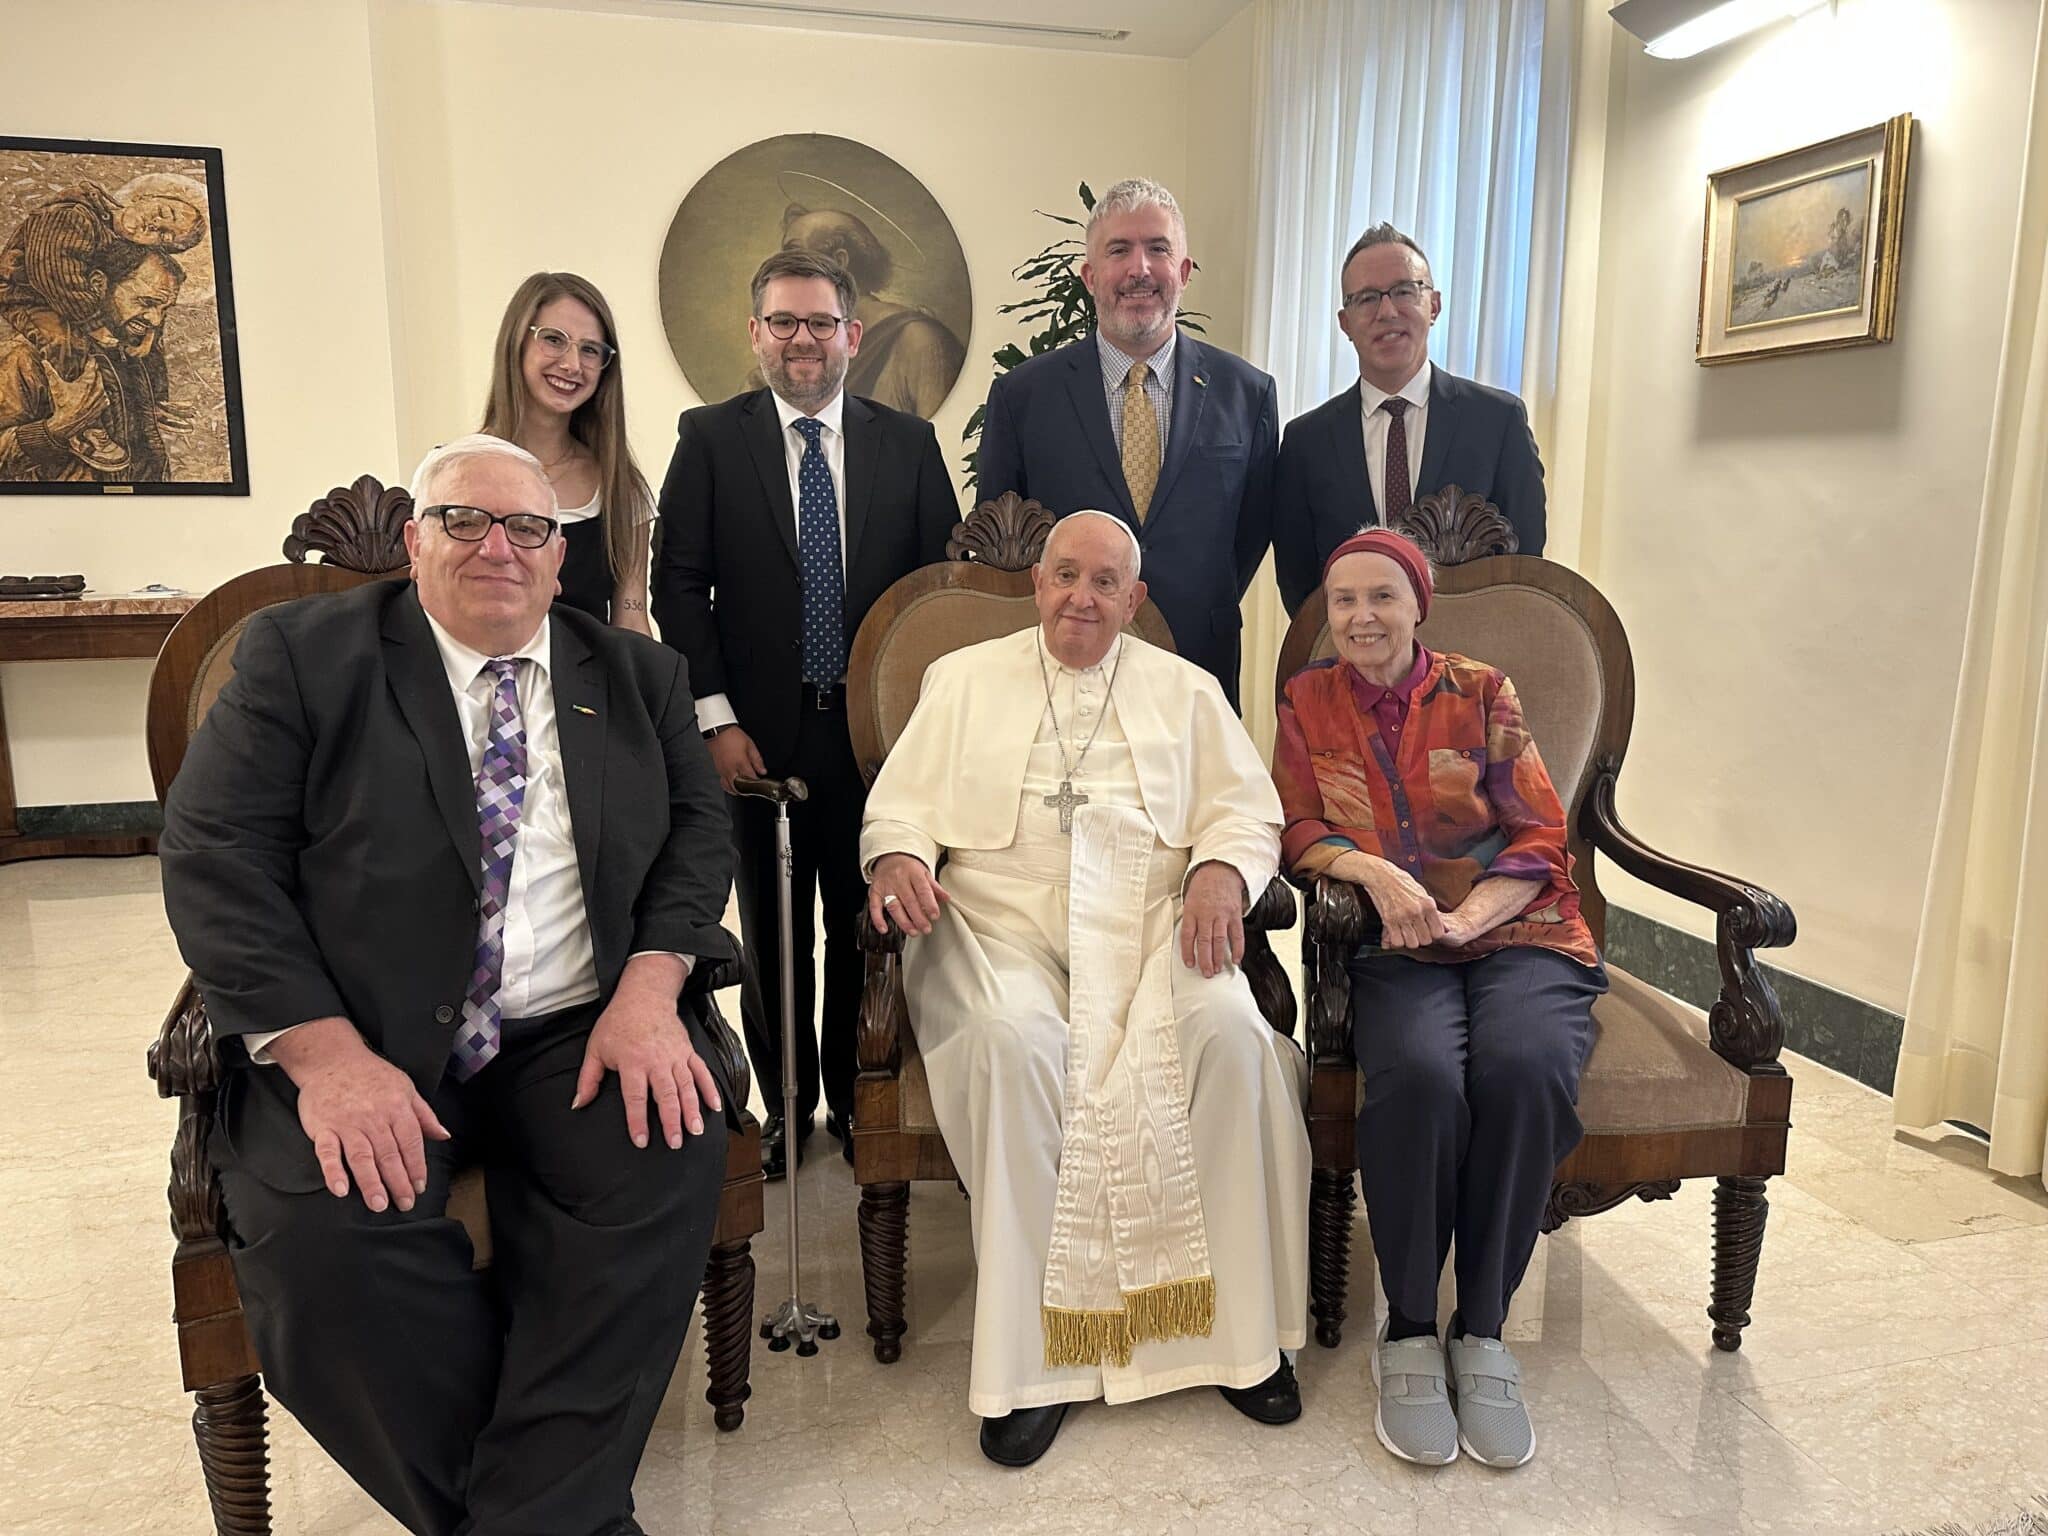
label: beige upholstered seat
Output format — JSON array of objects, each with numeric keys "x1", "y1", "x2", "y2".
[{"x1": 1580, "y1": 968, "x2": 1749, "y2": 1134}]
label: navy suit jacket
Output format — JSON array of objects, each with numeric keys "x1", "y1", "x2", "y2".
[
  {"x1": 1272, "y1": 366, "x2": 1546, "y2": 614},
  {"x1": 974, "y1": 331, "x2": 1279, "y2": 708}
]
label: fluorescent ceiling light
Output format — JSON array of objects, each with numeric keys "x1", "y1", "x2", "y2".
[
  {"x1": 1610, "y1": 0, "x2": 1825, "y2": 60},
  {"x1": 659, "y1": 1, "x2": 1130, "y2": 40}
]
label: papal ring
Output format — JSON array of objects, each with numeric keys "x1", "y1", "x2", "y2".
[{"x1": 882, "y1": 893, "x2": 900, "y2": 906}]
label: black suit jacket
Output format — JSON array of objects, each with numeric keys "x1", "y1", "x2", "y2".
[
  {"x1": 652, "y1": 388, "x2": 959, "y2": 768},
  {"x1": 160, "y1": 579, "x2": 734, "y2": 1188},
  {"x1": 973, "y1": 332, "x2": 1279, "y2": 707},
  {"x1": 1272, "y1": 367, "x2": 1546, "y2": 613}
]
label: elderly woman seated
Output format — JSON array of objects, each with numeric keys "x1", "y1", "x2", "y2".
[{"x1": 1271, "y1": 528, "x2": 1607, "y2": 1471}]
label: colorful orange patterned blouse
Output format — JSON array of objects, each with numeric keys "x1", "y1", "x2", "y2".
[{"x1": 1273, "y1": 647, "x2": 1600, "y2": 969}]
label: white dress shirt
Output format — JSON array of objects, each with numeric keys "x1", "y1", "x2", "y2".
[
  {"x1": 250, "y1": 610, "x2": 685, "y2": 1063},
  {"x1": 695, "y1": 387, "x2": 848, "y2": 734},
  {"x1": 1358, "y1": 360, "x2": 1433, "y2": 517}
]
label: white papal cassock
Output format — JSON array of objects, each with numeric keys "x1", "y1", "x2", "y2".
[{"x1": 860, "y1": 627, "x2": 1310, "y2": 1417}]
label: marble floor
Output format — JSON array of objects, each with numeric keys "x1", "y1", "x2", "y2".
[{"x1": 4, "y1": 857, "x2": 2047, "y2": 1535}]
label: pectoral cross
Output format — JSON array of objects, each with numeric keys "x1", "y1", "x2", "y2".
[{"x1": 1044, "y1": 778, "x2": 1088, "y2": 834}]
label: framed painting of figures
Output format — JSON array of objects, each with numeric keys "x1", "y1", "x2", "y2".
[
  {"x1": 0, "y1": 136, "x2": 249, "y2": 494},
  {"x1": 659, "y1": 133, "x2": 972, "y2": 419},
  {"x1": 1697, "y1": 114, "x2": 1912, "y2": 365}
]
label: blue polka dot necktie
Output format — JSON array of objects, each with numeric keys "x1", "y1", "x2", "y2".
[{"x1": 792, "y1": 416, "x2": 845, "y2": 684}]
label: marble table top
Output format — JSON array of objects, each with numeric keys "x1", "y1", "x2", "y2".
[{"x1": 0, "y1": 593, "x2": 197, "y2": 621}]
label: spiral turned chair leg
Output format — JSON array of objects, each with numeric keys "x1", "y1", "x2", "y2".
[
  {"x1": 702, "y1": 1237, "x2": 756, "y2": 1430},
  {"x1": 1309, "y1": 1167, "x2": 1357, "y2": 1349},
  {"x1": 858, "y1": 1181, "x2": 909, "y2": 1364},
  {"x1": 193, "y1": 1374, "x2": 271, "y2": 1535},
  {"x1": 1709, "y1": 1174, "x2": 1770, "y2": 1352}
]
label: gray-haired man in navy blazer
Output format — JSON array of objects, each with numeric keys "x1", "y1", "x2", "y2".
[
  {"x1": 973, "y1": 177, "x2": 1279, "y2": 710},
  {"x1": 1273, "y1": 223, "x2": 1546, "y2": 614}
]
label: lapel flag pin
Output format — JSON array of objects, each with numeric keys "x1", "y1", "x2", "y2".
[
  {"x1": 570, "y1": 704, "x2": 597, "y2": 716},
  {"x1": 1193, "y1": 372, "x2": 1208, "y2": 388}
]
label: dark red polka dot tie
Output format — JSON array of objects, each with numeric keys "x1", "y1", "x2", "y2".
[{"x1": 1381, "y1": 397, "x2": 1412, "y2": 521}]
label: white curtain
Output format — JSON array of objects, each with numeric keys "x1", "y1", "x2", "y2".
[
  {"x1": 1237, "y1": 0, "x2": 1575, "y2": 744},
  {"x1": 1894, "y1": 0, "x2": 2048, "y2": 1187}
]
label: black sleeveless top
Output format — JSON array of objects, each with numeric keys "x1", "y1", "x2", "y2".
[{"x1": 557, "y1": 514, "x2": 612, "y2": 622}]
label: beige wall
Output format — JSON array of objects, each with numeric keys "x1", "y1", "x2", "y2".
[
  {"x1": 5, "y1": 0, "x2": 1205, "y2": 806},
  {"x1": 3, "y1": 0, "x2": 401, "y2": 804},
  {"x1": 1573, "y1": 0, "x2": 2039, "y2": 1010}
]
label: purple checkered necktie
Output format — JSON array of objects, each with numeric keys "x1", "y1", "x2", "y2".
[
  {"x1": 449, "y1": 657, "x2": 528, "y2": 1081},
  {"x1": 1381, "y1": 396, "x2": 1413, "y2": 521}
]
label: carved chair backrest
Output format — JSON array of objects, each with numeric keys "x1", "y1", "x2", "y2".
[
  {"x1": 1273, "y1": 487, "x2": 1635, "y2": 942},
  {"x1": 846, "y1": 493, "x2": 1176, "y2": 783},
  {"x1": 147, "y1": 476, "x2": 412, "y2": 799}
]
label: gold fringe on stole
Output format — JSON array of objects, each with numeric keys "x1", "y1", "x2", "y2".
[
  {"x1": 1122, "y1": 1275, "x2": 1216, "y2": 1346},
  {"x1": 1041, "y1": 1277, "x2": 1216, "y2": 1369},
  {"x1": 1042, "y1": 1306, "x2": 1134, "y2": 1369}
]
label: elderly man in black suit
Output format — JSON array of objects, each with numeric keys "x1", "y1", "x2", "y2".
[
  {"x1": 160, "y1": 434, "x2": 735, "y2": 1536},
  {"x1": 654, "y1": 248, "x2": 958, "y2": 1177},
  {"x1": 1273, "y1": 223, "x2": 1547, "y2": 613}
]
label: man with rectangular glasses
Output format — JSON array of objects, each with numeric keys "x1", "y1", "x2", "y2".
[
  {"x1": 654, "y1": 248, "x2": 958, "y2": 1178},
  {"x1": 160, "y1": 434, "x2": 736, "y2": 1535},
  {"x1": 1272, "y1": 223, "x2": 1548, "y2": 614}
]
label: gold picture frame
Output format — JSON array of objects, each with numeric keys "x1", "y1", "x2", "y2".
[{"x1": 1696, "y1": 113, "x2": 1911, "y2": 365}]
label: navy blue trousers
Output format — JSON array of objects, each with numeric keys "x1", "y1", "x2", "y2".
[{"x1": 1349, "y1": 946, "x2": 1605, "y2": 1338}]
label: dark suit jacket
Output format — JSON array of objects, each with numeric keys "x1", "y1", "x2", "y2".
[
  {"x1": 973, "y1": 332, "x2": 1279, "y2": 708},
  {"x1": 1272, "y1": 367, "x2": 1546, "y2": 614},
  {"x1": 652, "y1": 388, "x2": 960, "y2": 768},
  {"x1": 160, "y1": 579, "x2": 734, "y2": 1188}
]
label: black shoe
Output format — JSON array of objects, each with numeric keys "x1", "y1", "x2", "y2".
[
  {"x1": 827, "y1": 1113, "x2": 856, "y2": 1167},
  {"x1": 1219, "y1": 1358, "x2": 1301, "y2": 1425},
  {"x1": 761, "y1": 1113, "x2": 813, "y2": 1182},
  {"x1": 979, "y1": 1402, "x2": 1071, "y2": 1467}
]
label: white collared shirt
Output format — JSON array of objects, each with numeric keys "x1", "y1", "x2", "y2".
[
  {"x1": 695, "y1": 387, "x2": 849, "y2": 734},
  {"x1": 1358, "y1": 360, "x2": 1432, "y2": 517},
  {"x1": 250, "y1": 609, "x2": 685, "y2": 1064}
]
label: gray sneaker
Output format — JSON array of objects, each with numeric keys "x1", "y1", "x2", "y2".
[
  {"x1": 1446, "y1": 1332, "x2": 1536, "y2": 1468},
  {"x1": 1370, "y1": 1322, "x2": 1458, "y2": 1465}
]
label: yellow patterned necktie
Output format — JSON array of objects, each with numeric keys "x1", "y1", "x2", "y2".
[{"x1": 1121, "y1": 361, "x2": 1160, "y2": 523}]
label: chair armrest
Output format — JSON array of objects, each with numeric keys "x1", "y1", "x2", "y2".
[
  {"x1": 1304, "y1": 878, "x2": 1372, "y2": 1065},
  {"x1": 1240, "y1": 877, "x2": 1299, "y2": 1039},
  {"x1": 857, "y1": 918, "x2": 907, "y2": 1075},
  {"x1": 147, "y1": 977, "x2": 222, "y2": 1099},
  {"x1": 1246, "y1": 875, "x2": 1298, "y2": 934},
  {"x1": 1581, "y1": 763, "x2": 1798, "y2": 1072}
]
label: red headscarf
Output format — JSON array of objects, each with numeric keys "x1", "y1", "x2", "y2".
[{"x1": 1321, "y1": 527, "x2": 1433, "y2": 622}]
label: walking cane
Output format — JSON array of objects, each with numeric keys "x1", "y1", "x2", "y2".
[{"x1": 732, "y1": 775, "x2": 840, "y2": 1357}]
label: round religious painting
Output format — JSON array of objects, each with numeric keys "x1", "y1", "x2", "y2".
[{"x1": 659, "y1": 134, "x2": 972, "y2": 420}]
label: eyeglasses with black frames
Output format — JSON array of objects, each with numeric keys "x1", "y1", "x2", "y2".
[
  {"x1": 528, "y1": 325, "x2": 616, "y2": 370},
  {"x1": 761, "y1": 311, "x2": 852, "y2": 341},
  {"x1": 1343, "y1": 280, "x2": 1434, "y2": 312},
  {"x1": 419, "y1": 504, "x2": 560, "y2": 549}
]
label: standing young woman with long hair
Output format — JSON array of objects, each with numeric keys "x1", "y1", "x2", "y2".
[{"x1": 478, "y1": 272, "x2": 656, "y2": 632}]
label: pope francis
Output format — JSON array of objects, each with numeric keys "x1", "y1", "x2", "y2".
[{"x1": 860, "y1": 510, "x2": 1311, "y2": 1467}]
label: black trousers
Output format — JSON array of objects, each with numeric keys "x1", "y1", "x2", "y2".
[
  {"x1": 732, "y1": 696, "x2": 868, "y2": 1128},
  {"x1": 215, "y1": 1003, "x2": 728, "y2": 1536},
  {"x1": 1349, "y1": 946, "x2": 1605, "y2": 1338}
]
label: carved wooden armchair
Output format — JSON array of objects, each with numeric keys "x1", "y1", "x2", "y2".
[
  {"x1": 1288, "y1": 488, "x2": 1796, "y2": 1354},
  {"x1": 844, "y1": 493, "x2": 1299, "y2": 1362},
  {"x1": 142, "y1": 477, "x2": 766, "y2": 1536}
]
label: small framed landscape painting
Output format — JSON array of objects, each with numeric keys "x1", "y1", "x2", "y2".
[{"x1": 1697, "y1": 114, "x2": 1911, "y2": 365}]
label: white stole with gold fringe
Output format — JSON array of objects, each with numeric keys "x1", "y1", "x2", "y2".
[{"x1": 1040, "y1": 801, "x2": 1215, "y2": 1367}]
